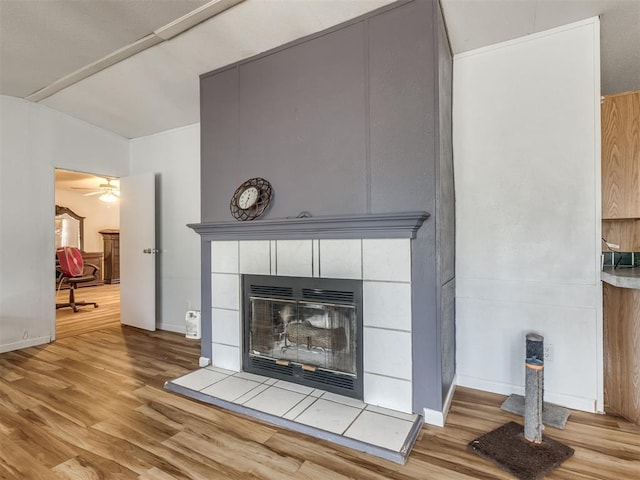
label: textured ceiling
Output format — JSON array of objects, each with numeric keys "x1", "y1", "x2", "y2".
[
  {"x1": 37, "y1": 0, "x2": 395, "y2": 138},
  {"x1": 1, "y1": 0, "x2": 639, "y2": 139},
  {"x1": 441, "y1": 0, "x2": 640, "y2": 96},
  {"x1": 0, "y1": 0, "x2": 210, "y2": 97}
]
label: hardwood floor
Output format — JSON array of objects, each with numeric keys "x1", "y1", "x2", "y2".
[
  {"x1": 56, "y1": 284, "x2": 121, "y2": 339},
  {"x1": 1, "y1": 326, "x2": 638, "y2": 479}
]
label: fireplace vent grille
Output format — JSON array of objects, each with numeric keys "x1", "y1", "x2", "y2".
[
  {"x1": 302, "y1": 369, "x2": 355, "y2": 391},
  {"x1": 249, "y1": 285, "x2": 293, "y2": 298},
  {"x1": 248, "y1": 356, "x2": 356, "y2": 395},
  {"x1": 301, "y1": 288, "x2": 354, "y2": 304},
  {"x1": 250, "y1": 356, "x2": 295, "y2": 376}
]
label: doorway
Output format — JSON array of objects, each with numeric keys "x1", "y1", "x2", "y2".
[{"x1": 54, "y1": 168, "x2": 121, "y2": 338}]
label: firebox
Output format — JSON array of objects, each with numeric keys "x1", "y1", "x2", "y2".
[{"x1": 243, "y1": 275, "x2": 363, "y2": 398}]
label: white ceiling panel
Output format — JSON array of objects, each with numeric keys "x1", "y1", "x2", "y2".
[
  {"x1": 441, "y1": 0, "x2": 537, "y2": 53},
  {"x1": 41, "y1": 0, "x2": 395, "y2": 138},
  {"x1": 441, "y1": 0, "x2": 640, "y2": 94},
  {"x1": 533, "y1": 0, "x2": 640, "y2": 94},
  {"x1": 0, "y1": 0, "x2": 210, "y2": 97},
  {"x1": 42, "y1": 44, "x2": 201, "y2": 138},
  {"x1": 161, "y1": 0, "x2": 394, "y2": 74},
  {"x1": 3, "y1": 0, "x2": 639, "y2": 139}
]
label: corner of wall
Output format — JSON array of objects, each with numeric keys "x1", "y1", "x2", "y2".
[{"x1": 423, "y1": 375, "x2": 456, "y2": 427}]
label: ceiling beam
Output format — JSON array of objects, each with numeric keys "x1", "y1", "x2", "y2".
[{"x1": 25, "y1": 0, "x2": 244, "y2": 103}]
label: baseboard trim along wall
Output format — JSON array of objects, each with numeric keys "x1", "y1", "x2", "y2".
[
  {"x1": 158, "y1": 322, "x2": 187, "y2": 334},
  {"x1": 457, "y1": 375, "x2": 597, "y2": 413},
  {"x1": 423, "y1": 376, "x2": 457, "y2": 427},
  {"x1": 0, "y1": 335, "x2": 51, "y2": 353}
]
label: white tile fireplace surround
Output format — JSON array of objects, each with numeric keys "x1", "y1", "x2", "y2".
[
  {"x1": 210, "y1": 237, "x2": 416, "y2": 413},
  {"x1": 180, "y1": 212, "x2": 447, "y2": 462}
]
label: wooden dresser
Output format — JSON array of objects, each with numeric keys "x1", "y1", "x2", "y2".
[{"x1": 100, "y1": 230, "x2": 120, "y2": 284}]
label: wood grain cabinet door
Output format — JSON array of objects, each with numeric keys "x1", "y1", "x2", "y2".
[
  {"x1": 601, "y1": 91, "x2": 640, "y2": 219},
  {"x1": 603, "y1": 283, "x2": 640, "y2": 425},
  {"x1": 100, "y1": 230, "x2": 120, "y2": 284}
]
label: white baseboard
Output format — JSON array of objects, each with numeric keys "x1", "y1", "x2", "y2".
[
  {"x1": 0, "y1": 335, "x2": 51, "y2": 353},
  {"x1": 457, "y1": 375, "x2": 596, "y2": 413},
  {"x1": 157, "y1": 322, "x2": 186, "y2": 334},
  {"x1": 423, "y1": 375, "x2": 457, "y2": 427},
  {"x1": 543, "y1": 391, "x2": 596, "y2": 413},
  {"x1": 423, "y1": 408, "x2": 444, "y2": 427}
]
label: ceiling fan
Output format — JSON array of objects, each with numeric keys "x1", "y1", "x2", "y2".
[{"x1": 72, "y1": 177, "x2": 120, "y2": 202}]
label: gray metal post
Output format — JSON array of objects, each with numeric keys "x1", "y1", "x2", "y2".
[{"x1": 524, "y1": 333, "x2": 544, "y2": 443}]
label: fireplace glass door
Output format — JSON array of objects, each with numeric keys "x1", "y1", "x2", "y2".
[
  {"x1": 249, "y1": 298, "x2": 357, "y2": 376},
  {"x1": 243, "y1": 275, "x2": 363, "y2": 398}
]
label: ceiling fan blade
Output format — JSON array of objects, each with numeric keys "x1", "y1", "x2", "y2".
[
  {"x1": 83, "y1": 191, "x2": 102, "y2": 196},
  {"x1": 71, "y1": 186, "x2": 96, "y2": 191}
]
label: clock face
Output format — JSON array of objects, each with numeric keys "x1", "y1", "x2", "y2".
[
  {"x1": 230, "y1": 178, "x2": 273, "y2": 221},
  {"x1": 238, "y1": 186, "x2": 259, "y2": 209}
]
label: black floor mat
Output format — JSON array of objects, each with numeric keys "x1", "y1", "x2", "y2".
[{"x1": 468, "y1": 422, "x2": 574, "y2": 480}]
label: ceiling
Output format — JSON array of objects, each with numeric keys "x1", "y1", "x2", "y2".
[
  {"x1": 1, "y1": 0, "x2": 638, "y2": 139},
  {"x1": 441, "y1": 0, "x2": 640, "y2": 95}
]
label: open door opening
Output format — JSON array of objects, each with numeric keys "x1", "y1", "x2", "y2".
[{"x1": 54, "y1": 168, "x2": 121, "y2": 339}]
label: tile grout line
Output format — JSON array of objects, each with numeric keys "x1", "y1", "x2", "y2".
[
  {"x1": 280, "y1": 391, "x2": 314, "y2": 419},
  {"x1": 175, "y1": 368, "x2": 232, "y2": 391},
  {"x1": 364, "y1": 404, "x2": 418, "y2": 423},
  {"x1": 364, "y1": 325, "x2": 412, "y2": 334},
  {"x1": 340, "y1": 405, "x2": 367, "y2": 437},
  {"x1": 172, "y1": 372, "x2": 416, "y2": 454},
  {"x1": 229, "y1": 382, "x2": 269, "y2": 405}
]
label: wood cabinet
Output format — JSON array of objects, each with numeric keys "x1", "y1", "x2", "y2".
[
  {"x1": 603, "y1": 282, "x2": 640, "y2": 425},
  {"x1": 602, "y1": 219, "x2": 640, "y2": 252},
  {"x1": 100, "y1": 230, "x2": 120, "y2": 284},
  {"x1": 601, "y1": 90, "x2": 640, "y2": 427},
  {"x1": 602, "y1": 91, "x2": 640, "y2": 219}
]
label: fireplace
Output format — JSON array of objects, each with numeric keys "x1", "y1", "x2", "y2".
[
  {"x1": 243, "y1": 275, "x2": 363, "y2": 398},
  {"x1": 187, "y1": 211, "x2": 458, "y2": 422}
]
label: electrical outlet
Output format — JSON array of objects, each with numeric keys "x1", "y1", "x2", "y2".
[{"x1": 544, "y1": 344, "x2": 554, "y2": 362}]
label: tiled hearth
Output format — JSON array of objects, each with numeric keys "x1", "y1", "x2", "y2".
[
  {"x1": 182, "y1": 213, "x2": 444, "y2": 462},
  {"x1": 166, "y1": 365, "x2": 423, "y2": 464}
]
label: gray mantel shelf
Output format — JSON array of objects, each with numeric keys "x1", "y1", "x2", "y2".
[{"x1": 187, "y1": 211, "x2": 430, "y2": 241}]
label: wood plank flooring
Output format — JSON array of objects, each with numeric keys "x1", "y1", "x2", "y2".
[
  {"x1": 56, "y1": 284, "x2": 121, "y2": 339},
  {"x1": 1, "y1": 325, "x2": 638, "y2": 479}
]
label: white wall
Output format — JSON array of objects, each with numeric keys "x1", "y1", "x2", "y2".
[
  {"x1": 55, "y1": 188, "x2": 120, "y2": 252},
  {"x1": 453, "y1": 19, "x2": 602, "y2": 412},
  {"x1": 0, "y1": 96, "x2": 129, "y2": 352},
  {"x1": 130, "y1": 124, "x2": 201, "y2": 333}
]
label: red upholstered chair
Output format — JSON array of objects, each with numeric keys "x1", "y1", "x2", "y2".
[{"x1": 56, "y1": 247, "x2": 99, "y2": 312}]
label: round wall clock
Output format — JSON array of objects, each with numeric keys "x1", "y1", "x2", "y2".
[{"x1": 230, "y1": 177, "x2": 273, "y2": 221}]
